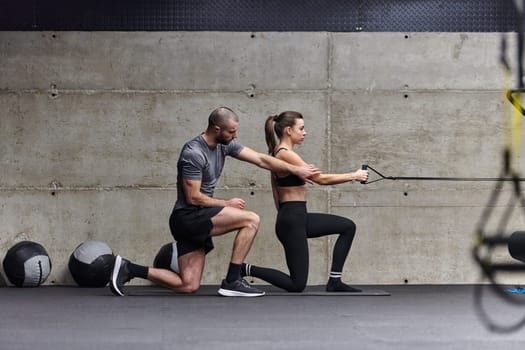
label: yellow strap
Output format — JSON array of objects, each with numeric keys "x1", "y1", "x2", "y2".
[
  {"x1": 512, "y1": 91, "x2": 522, "y2": 173},
  {"x1": 502, "y1": 65, "x2": 522, "y2": 174}
]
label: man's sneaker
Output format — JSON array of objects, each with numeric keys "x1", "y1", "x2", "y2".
[
  {"x1": 217, "y1": 278, "x2": 265, "y2": 297},
  {"x1": 109, "y1": 255, "x2": 132, "y2": 296}
]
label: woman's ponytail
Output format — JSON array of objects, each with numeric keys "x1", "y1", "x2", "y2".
[{"x1": 265, "y1": 115, "x2": 278, "y2": 155}]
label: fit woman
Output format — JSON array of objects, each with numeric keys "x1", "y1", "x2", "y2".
[{"x1": 242, "y1": 111, "x2": 368, "y2": 292}]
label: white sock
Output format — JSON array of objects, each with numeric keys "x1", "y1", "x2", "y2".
[{"x1": 329, "y1": 271, "x2": 342, "y2": 279}]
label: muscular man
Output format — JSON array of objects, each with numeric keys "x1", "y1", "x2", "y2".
[{"x1": 109, "y1": 107, "x2": 319, "y2": 297}]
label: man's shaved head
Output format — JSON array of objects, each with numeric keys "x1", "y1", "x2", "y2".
[{"x1": 208, "y1": 107, "x2": 239, "y2": 129}]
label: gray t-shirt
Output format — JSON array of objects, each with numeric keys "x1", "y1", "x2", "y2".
[{"x1": 174, "y1": 134, "x2": 244, "y2": 209}]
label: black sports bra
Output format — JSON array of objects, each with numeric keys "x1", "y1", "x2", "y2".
[{"x1": 273, "y1": 148, "x2": 306, "y2": 187}]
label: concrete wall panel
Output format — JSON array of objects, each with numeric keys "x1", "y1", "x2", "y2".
[
  {"x1": 330, "y1": 90, "x2": 520, "y2": 182},
  {"x1": 0, "y1": 187, "x2": 333, "y2": 286},
  {"x1": 332, "y1": 187, "x2": 525, "y2": 284},
  {"x1": 1, "y1": 91, "x2": 328, "y2": 189},
  {"x1": 0, "y1": 32, "x2": 329, "y2": 91},
  {"x1": 332, "y1": 33, "x2": 511, "y2": 90}
]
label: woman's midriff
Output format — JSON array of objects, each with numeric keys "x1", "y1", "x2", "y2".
[{"x1": 276, "y1": 185, "x2": 307, "y2": 203}]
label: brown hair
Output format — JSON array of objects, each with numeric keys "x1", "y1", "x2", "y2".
[{"x1": 264, "y1": 111, "x2": 303, "y2": 155}]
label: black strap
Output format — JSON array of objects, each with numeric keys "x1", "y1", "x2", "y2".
[
  {"x1": 273, "y1": 147, "x2": 288, "y2": 156},
  {"x1": 472, "y1": 0, "x2": 525, "y2": 333}
]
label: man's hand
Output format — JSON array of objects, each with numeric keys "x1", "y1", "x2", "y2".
[
  {"x1": 294, "y1": 164, "x2": 320, "y2": 184},
  {"x1": 225, "y1": 197, "x2": 246, "y2": 209}
]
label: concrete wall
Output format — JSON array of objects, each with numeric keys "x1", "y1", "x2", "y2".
[{"x1": 1, "y1": 31, "x2": 524, "y2": 286}]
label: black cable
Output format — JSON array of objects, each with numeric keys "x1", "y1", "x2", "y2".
[{"x1": 361, "y1": 164, "x2": 525, "y2": 185}]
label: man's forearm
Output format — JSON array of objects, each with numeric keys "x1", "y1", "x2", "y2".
[
  {"x1": 257, "y1": 153, "x2": 295, "y2": 174},
  {"x1": 186, "y1": 192, "x2": 227, "y2": 208}
]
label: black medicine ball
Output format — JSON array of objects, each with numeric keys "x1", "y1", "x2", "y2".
[
  {"x1": 68, "y1": 241, "x2": 115, "y2": 287},
  {"x1": 3, "y1": 241, "x2": 52, "y2": 287},
  {"x1": 153, "y1": 242, "x2": 179, "y2": 273}
]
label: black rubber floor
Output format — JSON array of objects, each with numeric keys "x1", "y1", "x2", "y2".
[{"x1": 1, "y1": 285, "x2": 525, "y2": 349}]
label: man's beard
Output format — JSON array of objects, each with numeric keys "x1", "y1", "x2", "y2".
[{"x1": 216, "y1": 134, "x2": 231, "y2": 145}]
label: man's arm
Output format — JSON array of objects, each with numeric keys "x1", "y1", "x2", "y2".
[
  {"x1": 235, "y1": 146, "x2": 319, "y2": 182},
  {"x1": 182, "y1": 178, "x2": 246, "y2": 209}
]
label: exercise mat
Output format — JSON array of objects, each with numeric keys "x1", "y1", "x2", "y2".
[{"x1": 126, "y1": 285, "x2": 390, "y2": 296}]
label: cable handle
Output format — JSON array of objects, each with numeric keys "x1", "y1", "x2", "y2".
[{"x1": 360, "y1": 164, "x2": 368, "y2": 184}]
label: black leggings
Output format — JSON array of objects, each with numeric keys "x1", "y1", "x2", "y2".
[{"x1": 250, "y1": 201, "x2": 356, "y2": 292}]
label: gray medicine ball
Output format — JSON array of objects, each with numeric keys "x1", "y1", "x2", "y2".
[
  {"x1": 153, "y1": 242, "x2": 179, "y2": 273},
  {"x1": 68, "y1": 241, "x2": 115, "y2": 287},
  {"x1": 3, "y1": 241, "x2": 52, "y2": 287}
]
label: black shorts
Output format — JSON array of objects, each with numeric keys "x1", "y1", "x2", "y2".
[{"x1": 169, "y1": 206, "x2": 224, "y2": 257}]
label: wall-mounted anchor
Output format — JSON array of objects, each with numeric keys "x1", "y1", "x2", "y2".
[
  {"x1": 49, "y1": 181, "x2": 62, "y2": 196},
  {"x1": 246, "y1": 84, "x2": 256, "y2": 98},
  {"x1": 49, "y1": 83, "x2": 59, "y2": 99}
]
